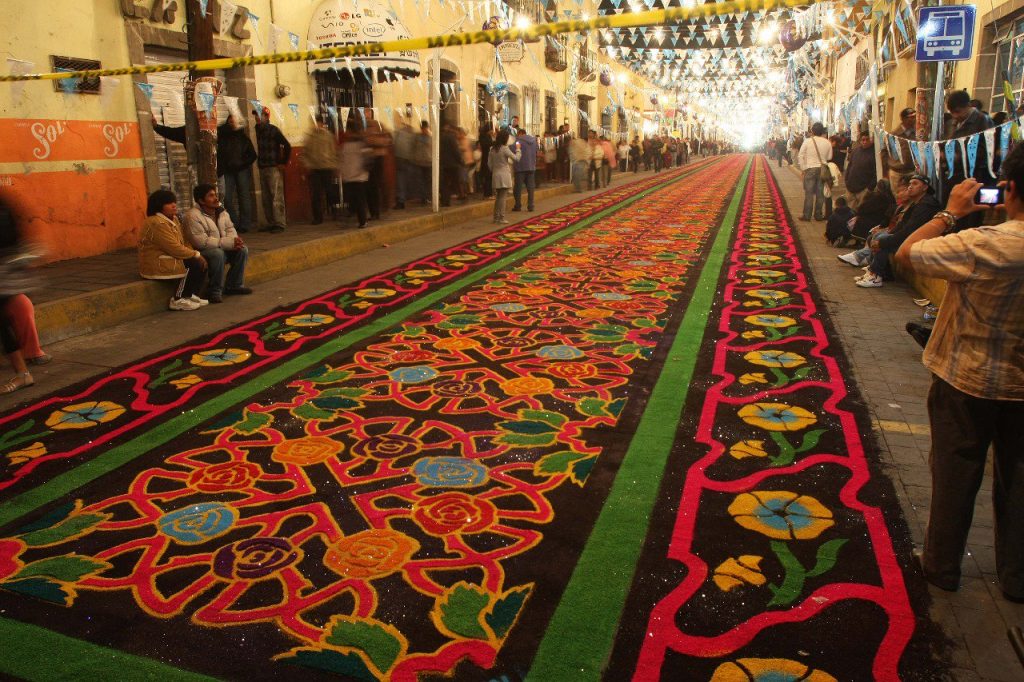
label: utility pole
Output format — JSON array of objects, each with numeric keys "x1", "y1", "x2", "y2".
[{"x1": 185, "y1": 0, "x2": 219, "y2": 186}]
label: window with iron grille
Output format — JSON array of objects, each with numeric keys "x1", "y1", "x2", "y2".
[{"x1": 50, "y1": 55, "x2": 102, "y2": 94}]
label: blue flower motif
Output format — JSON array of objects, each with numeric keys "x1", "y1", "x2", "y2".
[
  {"x1": 413, "y1": 457, "x2": 489, "y2": 488},
  {"x1": 389, "y1": 365, "x2": 439, "y2": 383},
  {"x1": 536, "y1": 344, "x2": 585, "y2": 360},
  {"x1": 490, "y1": 303, "x2": 527, "y2": 313},
  {"x1": 594, "y1": 292, "x2": 631, "y2": 301},
  {"x1": 158, "y1": 503, "x2": 237, "y2": 545}
]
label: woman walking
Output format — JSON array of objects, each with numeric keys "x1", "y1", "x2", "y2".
[{"x1": 489, "y1": 129, "x2": 521, "y2": 224}]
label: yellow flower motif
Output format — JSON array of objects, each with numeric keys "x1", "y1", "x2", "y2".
[
  {"x1": 741, "y1": 330, "x2": 766, "y2": 339},
  {"x1": 447, "y1": 254, "x2": 478, "y2": 262},
  {"x1": 618, "y1": 269, "x2": 646, "y2": 279},
  {"x1": 728, "y1": 490, "x2": 835, "y2": 540},
  {"x1": 744, "y1": 350, "x2": 806, "y2": 369},
  {"x1": 284, "y1": 314, "x2": 335, "y2": 327},
  {"x1": 354, "y1": 288, "x2": 396, "y2": 299},
  {"x1": 433, "y1": 337, "x2": 482, "y2": 351},
  {"x1": 45, "y1": 401, "x2": 126, "y2": 430},
  {"x1": 575, "y1": 308, "x2": 615, "y2": 319},
  {"x1": 170, "y1": 374, "x2": 203, "y2": 390},
  {"x1": 711, "y1": 658, "x2": 837, "y2": 682},
  {"x1": 278, "y1": 332, "x2": 303, "y2": 343},
  {"x1": 6, "y1": 441, "x2": 47, "y2": 466},
  {"x1": 408, "y1": 279, "x2": 423, "y2": 285},
  {"x1": 500, "y1": 376, "x2": 555, "y2": 396},
  {"x1": 743, "y1": 301, "x2": 762, "y2": 308},
  {"x1": 352, "y1": 301, "x2": 372, "y2": 309},
  {"x1": 191, "y1": 348, "x2": 252, "y2": 367},
  {"x1": 738, "y1": 372, "x2": 769, "y2": 385},
  {"x1": 743, "y1": 278, "x2": 763, "y2": 284},
  {"x1": 729, "y1": 440, "x2": 768, "y2": 460},
  {"x1": 738, "y1": 402, "x2": 817, "y2": 432},
  {"x1": 712, "y1": 555, "x2": 766, "y2": 592},
  {"x1": 477, "y1": 242, "x2": 504, "y2": 250},
  {"x1": 744, "y1": 314, "x2": 797, "y2": 328},
  {"x1": 519, "y1": 286, "x2": 554, "y2": 296},
  {"x1": 405, "y1": 269, "x2": 441, "y2": 278}
]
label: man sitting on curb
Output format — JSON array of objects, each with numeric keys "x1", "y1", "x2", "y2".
[
  {"x1": 183, "y1": 184, "x2": 253, "y2": 303},
  {"x1": 856, "y1": 174, "x2": 940, "y2": 288},
  {"x1": 894, "y1": 147, "x2": 1024, "y2": 604}
]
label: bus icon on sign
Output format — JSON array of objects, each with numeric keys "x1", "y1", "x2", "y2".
[{"x1": 917, "y1": 6, "x2": 976, "y2": 62}]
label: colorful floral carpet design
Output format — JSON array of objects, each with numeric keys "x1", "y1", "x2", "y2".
[
  {"x1": 0, "y1": 159, "x2": 717, "y2": 503},
  {"x1": 0, "y1": 157, "x2": 754, "y2": 680},
  {"x1": 591, "y1": 156, "x2": 944, "y2": 681}
]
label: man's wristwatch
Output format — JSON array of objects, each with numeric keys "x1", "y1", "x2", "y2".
[{"x1": 934, "y1": 210, "x2": 959, "y2": 233}]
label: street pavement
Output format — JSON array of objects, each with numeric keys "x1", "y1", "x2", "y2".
[{"x1": 2, "y1": 157, "x2": 1020, "y2": 679}]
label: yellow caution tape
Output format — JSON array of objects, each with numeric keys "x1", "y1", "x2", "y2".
[{"x1": 1, "y1": 0, "x2": 821, "y2": 83}]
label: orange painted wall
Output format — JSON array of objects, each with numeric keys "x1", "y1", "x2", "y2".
[{"x1": 0, "y1": 118, "x2": 147, "y2": 262}]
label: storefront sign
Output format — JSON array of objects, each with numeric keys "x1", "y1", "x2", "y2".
[
  {"x1": 307, "y1": 0, "x2": 421, "y2": 77},
  {"x1": 496, "y1": 41, "x2": 525, "y2": 63}
]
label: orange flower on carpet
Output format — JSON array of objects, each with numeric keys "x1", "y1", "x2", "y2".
[
  {"x1": 187, "y1": 461, "x2": 262, "y2": 493},
  {"x1": 711, "y1": 658, "x2": 837, "y2": 682},
  {"x1": 272, "y1": 436, "x2": 344, "y2": 466},
  {"x1": 412, "y1": 492, "x2": 498, "y2": 536},
  {"x1": 712, "y1": 555, "x2": 766, "y2": 592},
  {"x1": 324, "y1": 529, "x2": 420, "y2": 579},
  {"x1": 728, "y1": 490, "x2": 834, "y2": 540},
  {"x1": 500, "y1": 376, "x2": 555, "y2": 396},
  {"x1": 433, "y1": 337, "x2": 481, "y2": 351}
]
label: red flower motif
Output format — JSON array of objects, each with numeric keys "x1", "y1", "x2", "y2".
[
  {"x1": 412, "y1": 493, "x2": 498, "y2": 536},
  {"x1": 0, "y1": 538, "x2": 26, "y2": 582},
  {"x1": 547, "y1": 363, "x2": 599, "y2": 380},
  {"x1": 390, "y1": 350, "x2": 435, "y2": 363},
  {"x1": 187, "y1": 461, "x2": 262, "y2": 493}
]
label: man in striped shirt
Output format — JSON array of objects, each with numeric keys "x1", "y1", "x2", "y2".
[{"x1": 895, "y1": 146, "x2": 1024, "y2": 603}]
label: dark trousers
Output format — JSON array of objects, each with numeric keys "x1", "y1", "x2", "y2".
[
  {"x1": 440, "y1": 167, "x2": 460, "y2": 206},
  {"x1": 923, "y1": 376, "x2": 1024, "y2": 598},
  {"x1": 513, "y1": 170, "x2": 535, "y2": 210},
  {"x1": 0, "y1": 295, "x2": 17, "y2": 354},
  {"x1": 588, "y1": 161, "x2": 600, "y2": 189},
  {"x1": 366, "y1": 157, "x2": 383, "y2": 219},
  {"x1": 342, "y1": 181, "x2": 368, "y2": 226},
  {"x1": 308, "y1": 169, "x2": 334, "y2": 223},
  {"x1": 173, "y1": 256, "x2": 206, "y2": 300}
]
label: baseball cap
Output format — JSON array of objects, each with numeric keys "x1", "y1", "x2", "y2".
[
  {"x1": 910, "y1": 173, "x2": 934, "y2": 192},
  {"x1": 899, "y1": 107, "x2": 916, "y2": 118}
]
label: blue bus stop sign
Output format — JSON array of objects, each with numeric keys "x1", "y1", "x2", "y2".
[{"x1": 916, "y1": 5, "x2": 976, "y2": 62}]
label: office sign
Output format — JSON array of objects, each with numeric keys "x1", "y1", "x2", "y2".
[{"x1": 916, "y1": 5, "x2": 975, "y2": 62}]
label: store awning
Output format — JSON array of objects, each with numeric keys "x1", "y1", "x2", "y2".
[{"x1": 307, "y1": 0, "x2": 421, "y2": 80}]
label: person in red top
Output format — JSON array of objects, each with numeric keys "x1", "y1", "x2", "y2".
[{"x1": 600, "y1": 136, "x2": 616, "y2": 187}]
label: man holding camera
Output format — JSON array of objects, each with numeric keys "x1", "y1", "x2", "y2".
[
  {"x1": 945, "y1": 90, "x2": 996, "y2": 231},
  {"x1": 895, "y1": 146, "x2": 1024, "y2": 604}
]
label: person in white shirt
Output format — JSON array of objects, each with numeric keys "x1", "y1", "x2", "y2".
[{"x1": 797, "y1": 122, "x2": 833, "y2": 221}]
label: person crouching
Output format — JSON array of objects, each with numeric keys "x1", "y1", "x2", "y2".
[{"x1": 138, "y1": 190, "x2": 209, "y2": 311}]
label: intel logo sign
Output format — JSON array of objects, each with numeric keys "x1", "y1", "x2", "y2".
[{"x1": 363, "y1": 23, "x2": 386, "y2": 37}]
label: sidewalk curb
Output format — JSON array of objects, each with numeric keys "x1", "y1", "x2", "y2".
[{"x1": 34, "y1": 183, "x2": 576, "y2": 345}]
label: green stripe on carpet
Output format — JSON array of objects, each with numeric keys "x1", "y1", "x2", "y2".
[
  {"x1": 527, "y1": 158, "x2": 752, "y2": 680},
  {"x1": 0, "y1": 164, "x2": 717, "y2": 531},
  {"x1": 0, "y1": 617, "x2": 218, "y2": 682}
]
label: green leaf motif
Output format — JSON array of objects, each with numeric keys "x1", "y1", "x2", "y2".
[
  {"x1": 400, "y1": 326, "x2": 426, "y2": 338},
  {"x1": 534, "y1": 451, "x2": 588, "y2": 476},
  {"x1": 15, "y1": 501, "x2": 76, "y2": 535},
  {"x1": 13, "y1": 554, "x2": 111, "y2": 583},
  {"x1": 795, "y1": 428, "x2": 827, "y2": 455},
  {"x1": 806, "y1": 538, "x2": 848, "y2": 578},
  {"x1": 578, "y1": 398, "x2": 610, "y2": 418},
  {"x1": 319, "y1": 387, "x2": 369, "y2": 399},
  {"x1": 631, "y1": 317, "x2": 658, "y2": 329},
  {"x1": 606, "y1": 398, "x2": 627, "y2": 417},
  {"x1": 485, "y1": 585, "x2": 532, "y2": 640},
  {"x1": 279, "y1": 648, "x2": 377, "y2": 681},
  {"x1": 293, "y1": 403, "x2": 337, "y2": 422},
  {"x1": 323, "y1": 617, "x2": 403, "y2": 675},
  {"x1": 234, "y1": 410, "x2": 272, "y2": 435},
  {"x1": 20, "y1": 512, "x2": 109, "y2": 547},
  {"x1": 519, "y1": 410, "x2": 567, "y2": 428},
  {"x1": 311, "y1": 396, "x2": 361, "y2": 411},
  {"x1": 438, "y1": 582, "x2": 490, "y2": 640},
  {"x1": 0, "y1": 578, "x2": 72, "y2": 606},
  {"x1": 613, "y1": 343, "x2": 645, "y2": 357},
  {"x1": 570, "y1": 456, "x2": 597, "y2": 485}
]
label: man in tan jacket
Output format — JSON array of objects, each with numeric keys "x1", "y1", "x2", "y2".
[{"x1": 138, "y1": 189, "x2": 209, "y2": 311}]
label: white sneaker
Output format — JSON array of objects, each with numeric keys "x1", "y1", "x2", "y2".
[
  {"x1": 855, "y1": 274, "x2": 884, "y2": 288},
  {"x1": 169, "y1": 297, "x2": 200, "y2": 311},
  {"x1": 837, "y1": 252, "x2": 862, "y2": 266},
  {"x1": 189, "y1": 295, "x2": 209, "y2": 306}
]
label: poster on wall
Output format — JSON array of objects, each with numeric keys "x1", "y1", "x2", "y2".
[{"x1": 307, "y1": 0, "x2": 421, "y2": 79}]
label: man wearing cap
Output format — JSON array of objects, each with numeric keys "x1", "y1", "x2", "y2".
[
  {"x1": 254, "y1": 107, "x2": 291, "y2": 233},
  {"x1": 945, "y1": 90, "x2": 996, "y2": 231},
  {"x1": 885, "y1": 107, "x2": 918, "y2": 188},
  {"x1": 856, "y1": 173, "x2": 940, "y2": 287},
  {"x1": 894, "y1": 148, "x2": 1024, "y2": 604}
]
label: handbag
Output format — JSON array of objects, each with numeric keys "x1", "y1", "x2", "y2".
[{"x1": 812, "y1": 138, "x2": 833, "y2": 185}]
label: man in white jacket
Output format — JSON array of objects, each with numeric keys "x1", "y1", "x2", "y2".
[
  {"x1": 797, "y1": 122, "x2": 833, "y2": 221},
  {"x1": 183, "y1": 184, "x2": 253, "y2": 303}
]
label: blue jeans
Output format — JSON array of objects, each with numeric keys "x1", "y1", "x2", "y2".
[
  {"x1": 801, "y1": 168, "x2": 825, "y2": 219},
  {"x1": 223, "y1": 167, "x2": 254, "y2": 232},
  {"x1": 201, "y1": 246, "x2": 248, "y2": 296},
  {"x1": 513, "y1": 170, "x2": 535, "y2": 209}
]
